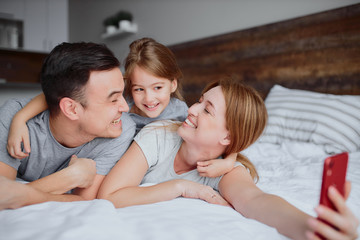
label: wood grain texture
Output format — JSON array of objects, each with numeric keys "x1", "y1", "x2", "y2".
[
  {"x1": 0, "y1": 49, "x2": 47, "y2": 85},
  {"x1": 169, "y1": 4, "x2": 360, "y2": 105}
]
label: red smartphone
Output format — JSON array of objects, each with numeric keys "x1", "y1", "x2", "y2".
[
  {"x1": 317, "y1": 152, "x2": 348, "y2": 239},
  {"x1": 319, "y1": 152, "x2": 348, "y2": 210}
]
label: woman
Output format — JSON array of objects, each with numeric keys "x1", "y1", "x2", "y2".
[{"x1": 98, "y1": 78, "x2": 358, "y2": 240}]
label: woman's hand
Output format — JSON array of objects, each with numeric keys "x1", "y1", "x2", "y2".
[
  {"x1": 7, "y1": 118, "x2": 31, "y2": 159},
  {"x1": 306, "y1": 182, "x2": 359, "y2": 240},
  {"x1": 179, "y1": 179, "x2": 230, "y2": 207},
  {"x1": 68, "y1": 155, "x2": 97, "y2": 189}
]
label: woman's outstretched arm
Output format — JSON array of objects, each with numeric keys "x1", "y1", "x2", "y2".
[
  {"x1": 219, "y1": 166, "x2": 312, "y2": 240},
  {"x1": 97, "y1": 141, "x2": 229, "y2": 208},
  {"x1": 219, "y1": 166, "x2": 359, "y2": 240}
]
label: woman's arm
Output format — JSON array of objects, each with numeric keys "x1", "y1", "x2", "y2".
[
  {"x1": 219, "y1": 166, "x2": 310, "y2": 240},
  {"x1": 219, "y1": 167, "x2": 359, "y2": 240},
  {"x1": 7, "y1": 93, "x2": 48, "y2": 158},
  {"x1": 307, "y1": 182, "x2": 359, "y2": 240},
  {"x1": 97, "y1": 141, "x2": 229, "y2": 208}
]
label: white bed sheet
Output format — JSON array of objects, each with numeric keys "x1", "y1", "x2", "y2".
[{"x1": 1, "y1": 142, "x2": 359, "y2": 240}]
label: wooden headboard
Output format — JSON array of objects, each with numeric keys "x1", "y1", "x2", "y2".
[{"x1": 169, "y1": 4, "x2": 360, "y2": 105}]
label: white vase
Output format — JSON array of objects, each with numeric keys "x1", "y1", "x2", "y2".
[
  {"x1": 119, "y1": 20, "x2": 131, "y2": 30},
  {"x1": 106, "y1": 25, "x2": 117, "y2": 34}
]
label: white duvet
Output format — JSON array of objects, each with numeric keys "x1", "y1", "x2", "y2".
[{"x1": 1, "y1": 142, "x2": 359, "y2": 240}]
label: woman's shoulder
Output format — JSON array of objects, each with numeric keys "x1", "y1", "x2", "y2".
[
  {"x1": 134, "y1": 120, "x2": 182, "y2": 149},
  {"x1": 136, "y1": 120, "x2": 181, "y2": 138}
]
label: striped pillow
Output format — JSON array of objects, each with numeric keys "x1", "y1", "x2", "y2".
[{"x1": 260, "y1": 85, "x2": 360, "y2": 154}]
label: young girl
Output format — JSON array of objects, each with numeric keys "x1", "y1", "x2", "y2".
[{"x1": 7, "y1": 38, "x2": 236, "y2": 178}]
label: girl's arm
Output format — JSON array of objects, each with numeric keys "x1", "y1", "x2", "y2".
[
  {"x1": 197, "y1": 152, "x2": 237, "y2": 178},
  {"x1": 97, "y1": 141, "x2": 229, "y2": 208},
  {"x1": 218, "y1": 167, "x2": 359, "y2": 240},
  {"x1": 7, "y1": 93, "x2": 48, "y2": 158}
]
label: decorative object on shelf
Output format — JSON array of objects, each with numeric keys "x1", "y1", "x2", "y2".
[
  {"x1": 103, "y1": 15, "x2": 118, "y2": 34},
  {"x1": 0, "y1": 18, "x2": 23, "y2": 49},
  {"x1": 101, "y1": 10, "x2": 138, "y2": 39},
  {"x1": 116, "y1": 10, "x2": 133, "y2": 31}
]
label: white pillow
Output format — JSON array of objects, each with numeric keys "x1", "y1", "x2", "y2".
[{"x1": 260, "y1": 85, "x2": 360, "y2": 154}]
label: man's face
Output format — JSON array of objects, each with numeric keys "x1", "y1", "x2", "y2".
[{"x1": 78, "y1": 67, "x2": 129, "y2": 139}]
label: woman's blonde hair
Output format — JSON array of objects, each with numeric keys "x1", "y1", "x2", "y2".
[
  {"x1": 202, "y1": 78, "x2": 268, "y2": 182},
  {"x1": 124, "y1": 37, "x2": 184, "y2": 101}
]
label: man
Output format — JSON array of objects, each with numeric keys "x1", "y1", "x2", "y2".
[{"x1": 0, "y1": 42, "x2": 136, "y2": 209}]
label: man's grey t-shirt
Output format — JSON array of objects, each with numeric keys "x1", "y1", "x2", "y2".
[
  {"x1": 128, "y1": 98, "x2": 188, "y2": 134},
  {"x1": 0, "y1": 98, "x2": 136, "y2": 182},
  {"x1": 134, "y1": 121, "x2": 242, "y2": 191}
]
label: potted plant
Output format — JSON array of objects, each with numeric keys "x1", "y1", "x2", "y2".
[
  {"x1": 103, "y1": 15, "x2": 118, "y2": 34},
  {"x1": 115, "y1": 10, "x2": 133, "y2": 30}
]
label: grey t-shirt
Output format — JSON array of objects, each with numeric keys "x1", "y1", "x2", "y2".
[
  {"x1": 0, "y1": 98, "x2": 136, "y2": 182},
  {"x1": 128, "y1": 98, "x2": 188, "y2": 134},
  {"x1": 134, "y1": 120, "x2": 242, "y2": 191}
]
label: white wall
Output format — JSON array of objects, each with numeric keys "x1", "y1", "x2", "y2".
[{"x1": 69, "y1": 0, "x2": 360, "y2": 64}]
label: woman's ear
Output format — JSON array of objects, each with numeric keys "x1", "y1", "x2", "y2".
[
  {"x1": 219, "y1": 132, "x2": 231, "y2": 146},
  {"x1": 171, "y1": 79, "x2": 178, "y2": 93},
  {"x1": 59, "y1": 97, "x2": 80, "y2": 120}
]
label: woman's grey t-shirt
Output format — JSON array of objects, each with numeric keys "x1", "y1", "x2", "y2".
[
  {"x1": 128, "y1": 98, "x2": 188, "y2": 134},
  {"x1": 134, "y1": 120, "x2": 242, "y2": 191}
]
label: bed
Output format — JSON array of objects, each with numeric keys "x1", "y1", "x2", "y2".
[{"x1": 1, "y1": 4, "x2": 360, "y2": 240}]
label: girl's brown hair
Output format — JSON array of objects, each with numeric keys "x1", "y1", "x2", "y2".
[
  {"x1": 124, "y1": 38, "x2": 184, "y2": 101},
  {"x1": 202, "y1": 78, "x2": 268, "y2": 182}
]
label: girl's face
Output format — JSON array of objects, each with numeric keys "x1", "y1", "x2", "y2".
[
  {"x1": 130, "y1": 65, "x2": 177, "y2": 118},
  {"x1": 178, "y1": 86, "x2": 229, "y2": 149}
]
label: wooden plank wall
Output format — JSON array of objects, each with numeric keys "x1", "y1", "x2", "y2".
[
  {"x1": 169, "y1": 4, "x2": 360, "y2": 105},
  {"x1": 0, "y1": 49, "x2": 47, "y2": 84}
]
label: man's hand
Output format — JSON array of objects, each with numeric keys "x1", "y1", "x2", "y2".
[{"x1": 68, "y1": 155, "x2": 97, "y2": 189}]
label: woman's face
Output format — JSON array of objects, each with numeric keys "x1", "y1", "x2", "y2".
[{"x1": 178, "y1": 86, "x2": 229, "y2": 149}]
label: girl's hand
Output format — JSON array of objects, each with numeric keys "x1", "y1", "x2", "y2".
[
  {"x1": 306, "y1": 182, "x2": 359, "y2": 240},
  {"x1": 197, "y1": 156, "x2": 235, "y2": 178},
  {"x1": 7, "y1": 119, "x2": 31, "y2": 159},
  {"x1": 179, "y1": 179, "x2": 230, "y2": 207}
]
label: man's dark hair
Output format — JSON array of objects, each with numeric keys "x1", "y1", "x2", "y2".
[{"x1": 40, "y1": 42, "x2": 120, "y2": 116}]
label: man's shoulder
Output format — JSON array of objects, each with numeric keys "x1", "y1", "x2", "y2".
[
  {"x1": 121, "y1": 112, "x2": 136, "y2": 133},
  {"x1": 0, "y1": 98, "x2": 33, "y2": 124},
  {"x1": 0, "y1": 98, "x2": 31, "y2": 110}
]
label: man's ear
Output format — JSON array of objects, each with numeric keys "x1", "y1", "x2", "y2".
[
  {"x1": 59, "y1": 97, "x2": 80, "y2": 120},
  {"x1": 219, "y1": 132, "x2": 231, "y2": 146}
]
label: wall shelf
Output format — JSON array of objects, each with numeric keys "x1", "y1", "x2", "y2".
[{"x1": 101, "y1": 23, "x2": 138, "y2": 40}]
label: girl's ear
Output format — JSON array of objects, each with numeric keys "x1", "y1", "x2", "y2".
[
  {"x1": 219, "y1": 132, "x2": 231, "y2": 146},
  {"x1": 170, "y1": 79, "x2": 178, "y2": 93},
  {"x1": 59, "y1": 97, "x2": 80, "y2": 120}
]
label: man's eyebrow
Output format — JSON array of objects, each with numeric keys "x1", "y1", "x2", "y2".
[{"x1": 108, "y1": 90, "x2": 122, "y2": 98}]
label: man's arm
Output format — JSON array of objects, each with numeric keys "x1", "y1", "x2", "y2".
[
  {"x1": 0, "y1": 176, "x2": 85, "y2": 210},
  {"x1": 27, "y1": 155, "x2": 97, "y2": 195}
]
